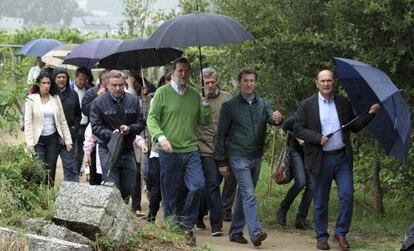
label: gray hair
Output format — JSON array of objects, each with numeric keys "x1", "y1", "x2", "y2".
[
  {"x1": 108, "y1": 70, "x2": 125, "y2": 81},
  {"x1": 202, "y1": 67, "x2": 219, "y2": 79}
]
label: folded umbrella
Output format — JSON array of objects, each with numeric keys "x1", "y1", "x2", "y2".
[
  {"x1": 334, "y1": 57, "x2": 411, "y2": 163},
  {"x1": 99, "y1": 38, "x2": 183, "y2": 70},
  {"x1": 63, "y1": 38, "x2": 120, "y2": 69},
  {"x1": 20, "y1": 38, "x2": 63, "y2": 57},
  {"x1": 107, "y1": 131, "x2": 124, "y2": 172}
]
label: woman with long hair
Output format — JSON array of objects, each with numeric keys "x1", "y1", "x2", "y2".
[{"x1": 24, "y1": 71, "x2": 73, "y2": 186}]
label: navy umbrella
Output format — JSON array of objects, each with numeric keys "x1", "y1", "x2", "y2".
[
  {"x1": 146, "y1": 12, "x2": 255, "y2": 93},
  {"x1": 334, "y1": 57, "x2": 411, "y2": 163},
  {"x1": 63, "y1": 38, "x2": 120, "y2": 69},
  {"x1": 98, "y1": 38, "x2": 183, "y2": 70},
  {"x1": 20, "y1": 38, "x2": 63, "y2": 57}
]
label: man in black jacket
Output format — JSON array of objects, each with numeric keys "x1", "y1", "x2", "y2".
[
  {"x1": 90, "y1": 70, "x2": 145, "y2": 200},
  {"x1": 52, "y1": 67, "x2": 81, "y2": 182},
  {"x1": 294, "y1": 70, "x2": 380, "y2": 251},
  {"x1": 82, "y1": 69, "x2": 110, "y2": 117}
]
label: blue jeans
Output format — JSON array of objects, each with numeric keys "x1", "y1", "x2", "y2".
[
  {"x1": 99, "y1": 147, "x2": 137, "y2": 200},
  {"x1": 314, "y1": 152, "x2": 354, "y2": 240},
  {"x1": 59, "y1": 138, "x2": 79, "y2": 182},
  {"x1": 159, "y1": 151, "x2": 205, "y2": 230},
  {"x1": 280, "y1": 148, "x2": 314, "y2": 220},
  {"x1": 229, "y1": 157, "x2": 263, "y2": 241},
  {"x1": 200, "y1": 156, "x2": 223, "y2": 230},
  {"x1": 35, "y1": 132, "x2": 60, "y2": 186}
]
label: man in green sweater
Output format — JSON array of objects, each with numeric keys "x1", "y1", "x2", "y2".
[
  {"x1": 216, "y1": 68, "x2": 283, "y2": 247},
  {"x1": 147, "y1": 57, "x2": 211, "y2": 246}
]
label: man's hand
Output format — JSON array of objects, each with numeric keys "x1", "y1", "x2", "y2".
[
  {"x1": 296, "y1": 138, "x2": 304, "y2": 146},
  {"x1": 320, "y1": 135, "x2": 329, "y2": 146},
  {"x1": 160, "y1": 139, "x2": 173, "y2": 153},
  {"x1": 218, "y1": 166, "x2": 230, "y2": 177},
  {"x1": 120, "y1": 125, "x2": 129, "y2": 135},
  {"x1": 141, "y1": 145, "x2": 149, "y2": 154},
  {"x1": 66, "y1": 144, "x2": 73, "y2": 152},
  {"x1": 97, "y1": 87, "x2": 106, "y2": 96},
  {"x1": 368, "y1": 103, "x2": 381, "y2": 114},
  {"x1": 272, "y1": 111, "x2": 282, "y2": 124}
]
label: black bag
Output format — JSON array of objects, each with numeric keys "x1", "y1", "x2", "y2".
[
  {"x1": 401, "y1": 223, "x2": 414, "y2": 251},
  {"x1": 271, "y1": 135, "x2": 292, "y2": 185}
]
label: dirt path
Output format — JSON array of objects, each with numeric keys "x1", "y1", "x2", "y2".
[{"x1": 2, "y1": 131, "x2": 400, "y2": 251}]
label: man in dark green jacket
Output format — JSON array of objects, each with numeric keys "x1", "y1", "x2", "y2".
[{"x1": 215, "y1": 68, "x2": 283, "y2": 247}]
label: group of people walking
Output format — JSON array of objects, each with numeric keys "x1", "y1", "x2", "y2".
[{"x1": 23, "y1": 56, "x2": 380, "y2": 250}]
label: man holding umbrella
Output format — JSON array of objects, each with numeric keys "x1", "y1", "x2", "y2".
[
  {"x1": 294, "y1": 70, "x2": 380, "y2": 250},
  {"x1": 147, "y1": 57, "x2": 212, "y2": 246},
  {"x1": 90, "y1": 70, "x2": 145, "y2": 200}
]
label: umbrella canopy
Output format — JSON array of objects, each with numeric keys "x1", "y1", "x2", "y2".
[
  {"x1": 41, "y1": 44, "x2": 78, "y2": 67},
  {"x1": 145, "y1": 12, "x2": 255, "y2": 48},
  {"x1": 19, "y1": 38, "x2": 63, "y2": 57},
  {"x1": 63, "y1": 38, "x2": 120, "y2": 69},
  {"x1": 98, "y1": 38, "x2": 183, "y2": 70},
  {"x1": 334, "y1": 57, "x2": 411, "y2": 163}
]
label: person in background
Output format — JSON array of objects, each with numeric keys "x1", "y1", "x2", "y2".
[
  {"x1": 27, "y1": 56, "x2": 45, "y2": 84},
  {"x1": 52, "y1": 67, "x2": 81, "y2": 182},
  {"x1": 277, "y1": 113, "x2": 314, "y2": 230},
  {"x1": 24, "y1": 71, "x2": 72, "y2": 186},
  {"x1": 215, "y1": 68, "x2": 283, "y2": 247},
  {"x1": 70, "y1": 67, "x2": 93, "y2": 176},
  {"x1": 196, "y1": 67, "x2": 232, "y2": 237},
  {"x1": 82, "y1": 69, "x2": 110, "y2": 117}
]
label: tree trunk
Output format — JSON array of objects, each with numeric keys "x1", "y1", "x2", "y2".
[{"x1": 372, "y1": 157, "x2": 385, "y2": 216}]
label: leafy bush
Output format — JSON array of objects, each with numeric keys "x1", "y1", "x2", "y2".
[{"x1": 0, "y1": 143, "x2": 55, "y2": 226}]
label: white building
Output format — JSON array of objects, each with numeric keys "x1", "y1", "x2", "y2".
[
  {"x1": 0, "y1": 16, "x2": 24, "y2": 31},
  {"x1": 70, "y1": 16, "x2": 123, "y2": 35}
]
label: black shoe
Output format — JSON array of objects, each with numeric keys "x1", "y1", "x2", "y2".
[
  {"x1": 195, "y1": 218, "x2": 206, "y2": 230},
  {"x1": 223, "y1": 214, "x2": 232, "y2": 222},
  {"x1": 185, "y1": 231, "x2": 197, "y2": 247},
  {"x1": 230, "y1": 233, "x2": 248, "y2": 244},
  {"x1": 146, "y1": 214, "x2": 155, "y2": 223},
  {"x1": 211, "y1": 228, "x2": 223, "y2": 237},
  {"x1": 252, "y1": 232, "x2": 267, "y2": 247},
  {"x1": 277, "y1": 207, "x2": 287, "y2": 226},
  {"x1": 295, "y1": 220, "x2": 313, "y2": 230}
]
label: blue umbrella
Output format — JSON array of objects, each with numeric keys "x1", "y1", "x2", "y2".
[
  {"x1": 63, "y1": 38, "x2": 120, "y2": 69},
  {"x1": 19, "y1": 38, "x2": 63, "y2": 57},
  {"x1": 98, "y1": 38, "x2": 183, "y2": 70},
  {"x1": 334, "y1": 57, "x2": 411, "y2": 163}
]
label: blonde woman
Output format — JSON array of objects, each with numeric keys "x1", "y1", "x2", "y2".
[{"x1": 24, "y1": 71, "x2": 73, "y2": 186}]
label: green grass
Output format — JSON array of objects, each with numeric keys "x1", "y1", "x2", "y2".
[{"x1": 256, "y1": 161, "x2": 409, "y2": 250}]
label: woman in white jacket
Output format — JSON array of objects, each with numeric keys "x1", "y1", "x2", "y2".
[{"x1": 24, "y1": 71, "x2": 73, "y2": 186}]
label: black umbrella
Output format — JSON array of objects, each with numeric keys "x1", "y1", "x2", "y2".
[
  {"x1": 98, "y1": 38, "x2": 183, "y2": 70},
  {"x1": 146, "y1": 12, "x2": 255, "y2": 92},
  {"x1": 107, "y1": 131, "x2": 124, "y2": 172},
  {"x1": 334, "y1": 57, "x2": 411, "y2": 164}
]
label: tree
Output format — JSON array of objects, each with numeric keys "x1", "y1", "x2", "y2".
[{"x1": 119, "y1": 0, "x2": 154, "y2": 38}]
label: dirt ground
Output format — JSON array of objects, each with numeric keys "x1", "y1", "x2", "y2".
[{"x1": 2, "y1": 131, "x2": 400, "y2": 251}]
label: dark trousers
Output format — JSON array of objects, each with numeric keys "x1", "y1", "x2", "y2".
[
  {"x1": 75, "y1": 125, "x2": 87, "y2": 173},
  {"x1": 147, "y1": 157, "x2": 162, "y2": 219},
  {"x1": 280, "y1": 148, "x2": 314, "y2": 220},
  {"x1": 219, "y1": 165, "x2": 237, "y2": 218},
  {"x1": 35, "y1": 132, "x2": 59, "y2": 186},
  {"x1": 88, "y1": 150, "x2": 101, "y2": 185},
  {"x1": 132, "y1": 161, "x2": 142, "y2": 211},
  {"x1": 198, "y1": 156, "x2": 223, "y2": 230},
  {"x1": 59, "y1": 137, "x2": 79, "y2": 182}
]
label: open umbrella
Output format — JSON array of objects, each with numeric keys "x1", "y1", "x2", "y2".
[
  {"x1": 41, "y1": 44, "x2": 78, "y2": 67},
  {"x1": 334, "y1": 57, "x2": 411, "y2": 163},
  {"x1": 63, "y1": 38, "x2": 120, "y2": 69},
  {"x1": 98, "y1": 38, "x2": 183, "y2": 70},
  {"x1": 20, "y1": 38, "x2": 63, "y2": 57},
  {"x1": 146, "y1": 12, "x2": 255, "y2": 91}
]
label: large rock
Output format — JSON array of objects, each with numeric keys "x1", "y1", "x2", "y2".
[
  {"x1": 0, "y1": 227, "x2": 92, "y2": 251},
  {"x1": 53, "y1": 182, "x2": 133, "y2": 244},
  {"x1": 22, "y1": 218, "x2": 49, "y2": 234},
  {"x1": 42, "y1": 224, "x2": 95, "y2": 248}
]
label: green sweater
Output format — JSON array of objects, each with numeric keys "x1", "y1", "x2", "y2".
[
  {"x1": 215, "y1": 93, "x2": 278, "y2": 163},
  {"x1": 147, "y1": 84, "x2": 212, "y2": 153}
]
